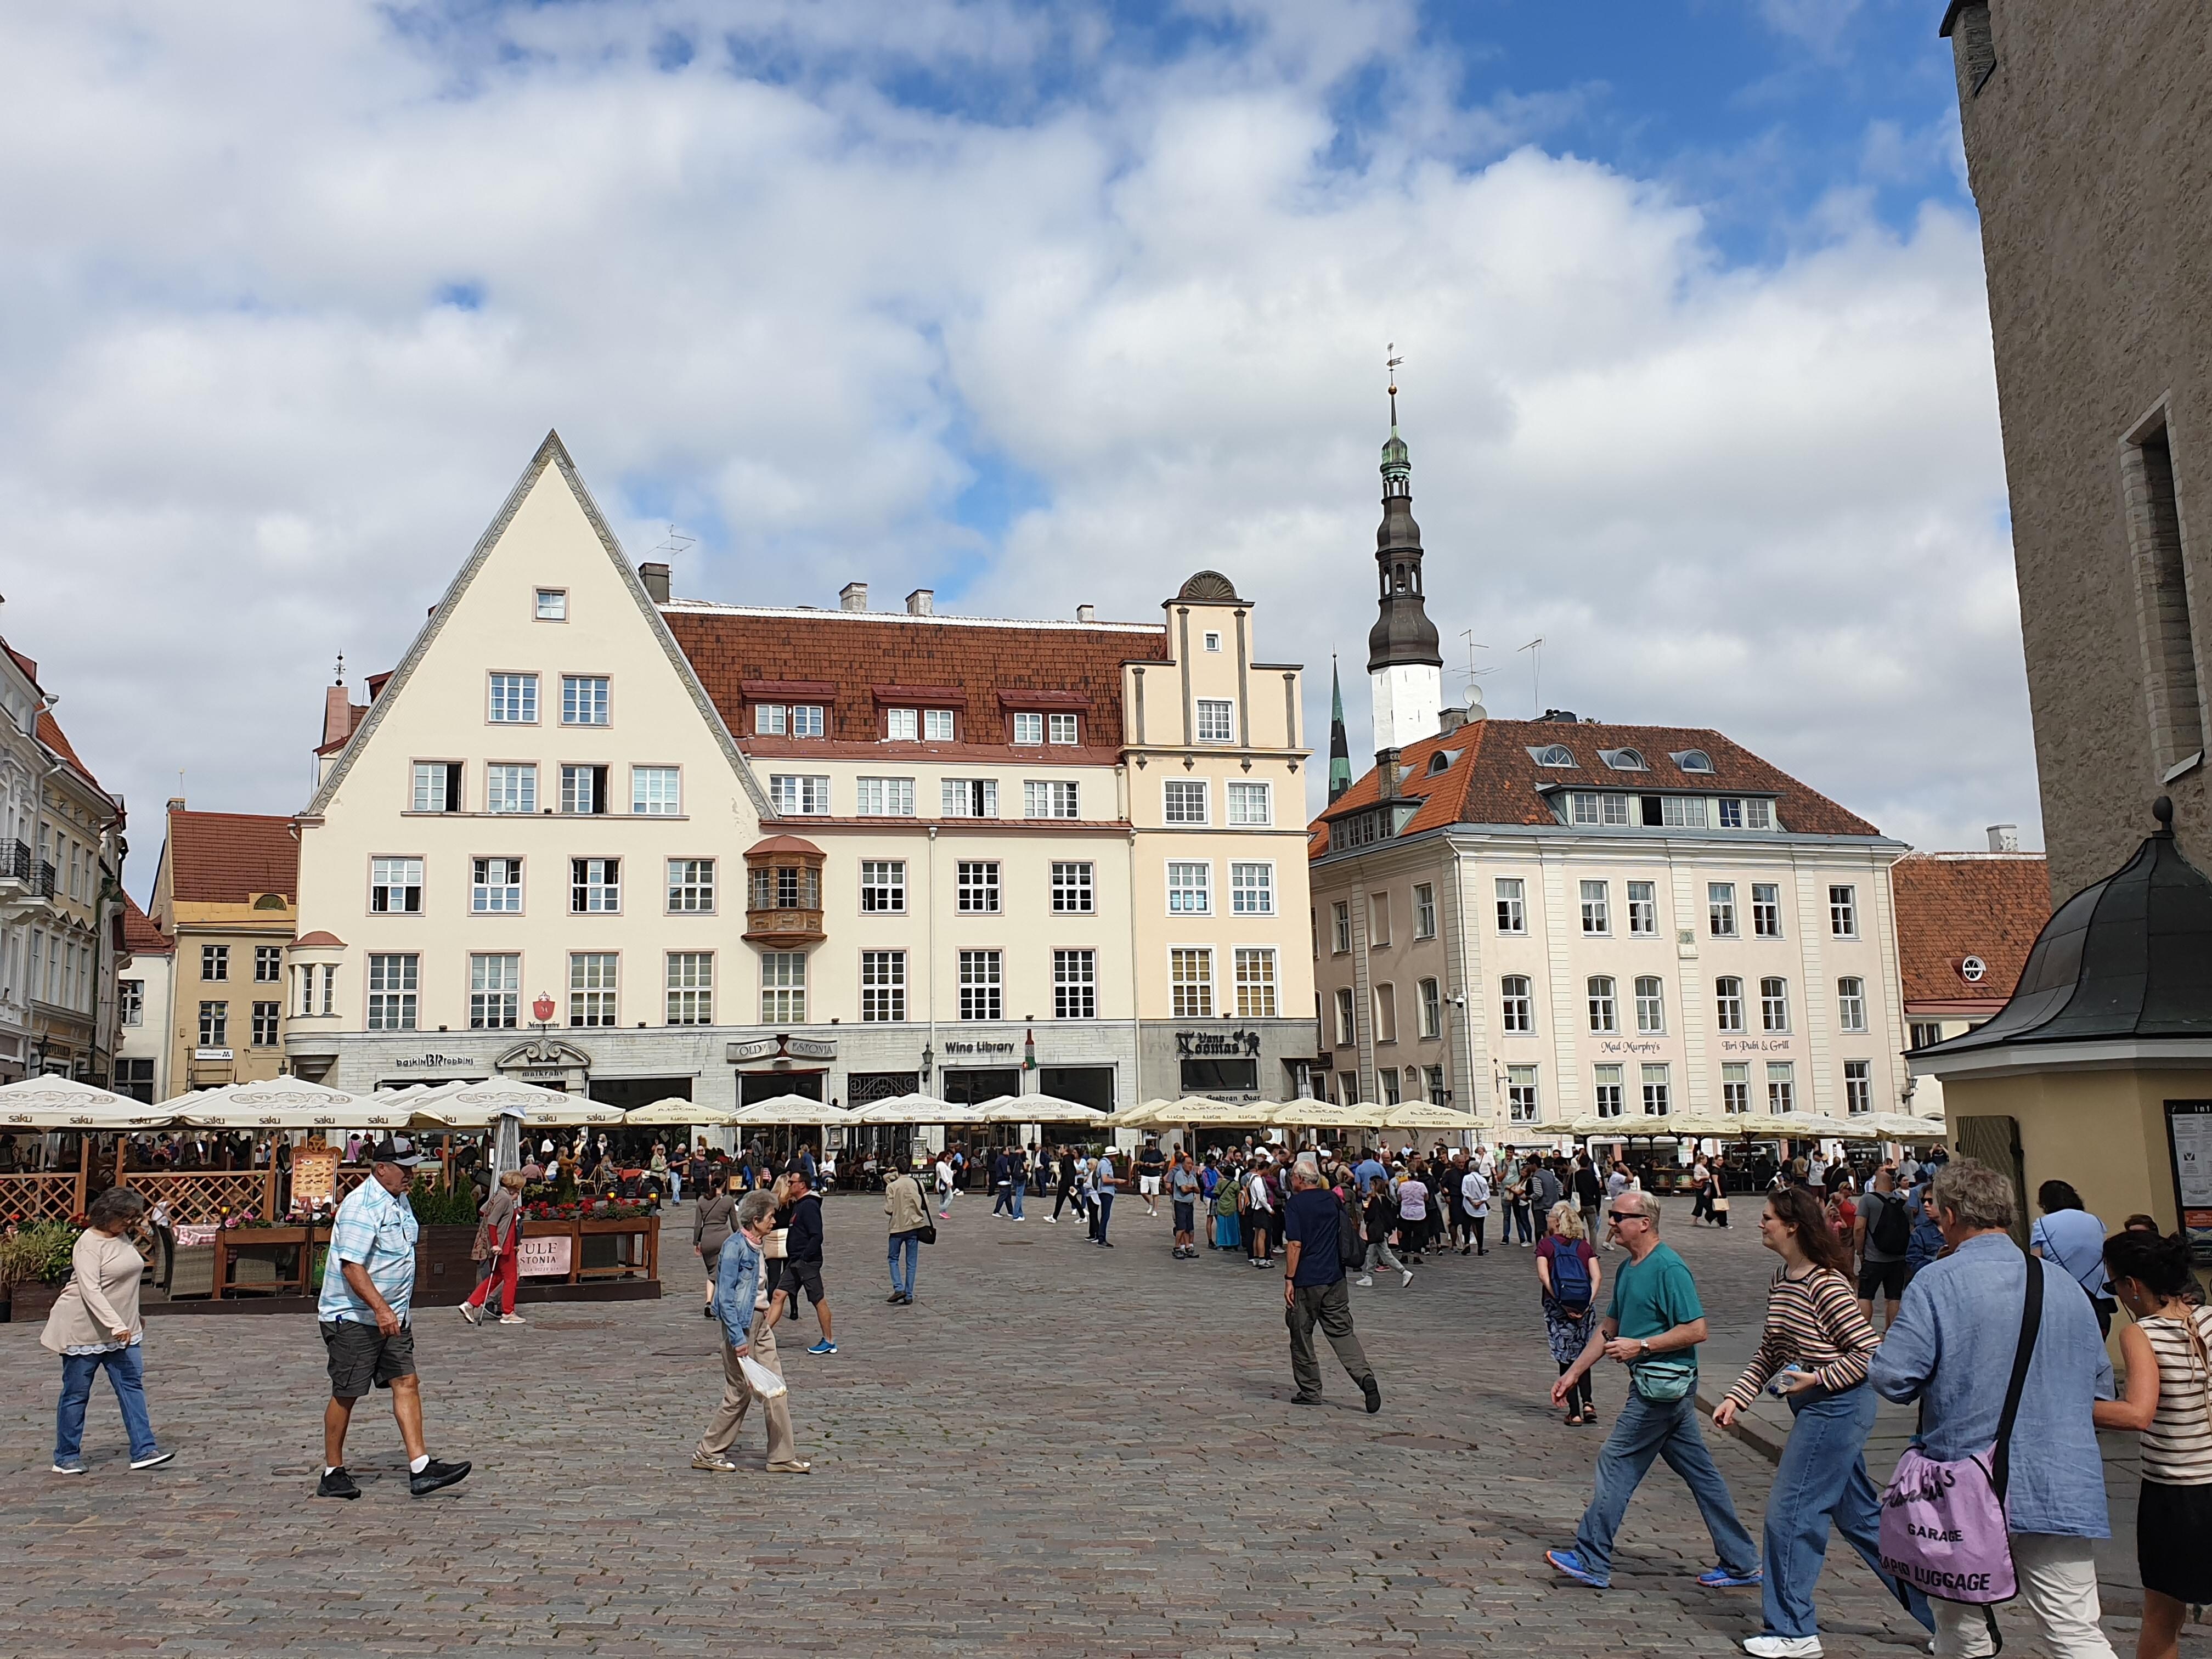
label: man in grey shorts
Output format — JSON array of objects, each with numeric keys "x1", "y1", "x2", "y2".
[{"x1": 315, "y1": 1137, "x2": 470, "y2": 1500}]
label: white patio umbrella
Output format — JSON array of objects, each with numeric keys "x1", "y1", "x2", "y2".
[
  {"x1": 1269, "y1": 1100, "x2": 1384, "y2": 1131},
  {"x1": 169, "y1": 1074, "x2": 410, "y2": 1130},
  {"x1": 1377, "y1": 1101, "x2": 1479, "y2": 1133},
  {"x1": 853, "y1": 1093, "x2": 986, "y2": 1125},
  {"x1": 625, "y1": 1096, "x2": 740, "y2": 1128},
  {"x1": 730, "y1": 1095, "x2": 855, "y2": 1127},
  {"x1": 422, "y1": 1077, "x2": 627, "y2": 1129},
  {"x1": 1099, "y1": 1098, "x2": 1176, "y2": 1128},
  {"x1": 0, "y1": 1073, "x2": 176, "y2": 1128},
  {"x1": 975, "y1": 1092, "x2": 1103, "y2": 1124}
]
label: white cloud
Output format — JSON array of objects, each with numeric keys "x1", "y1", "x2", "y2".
[{"x1": 0, "y1": 0, "x2": 2030, "y2": 896}]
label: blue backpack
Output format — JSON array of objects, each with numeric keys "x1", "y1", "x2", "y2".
[{"x1": 1550, "y1": 1242, "x2": 1594, "y2": 1313}]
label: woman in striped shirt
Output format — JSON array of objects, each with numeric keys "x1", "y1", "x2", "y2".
[
  {"x1": 1712, "y1": 1186, "x2": 1933, "y2": 1658},
  {"x1": 2093, "y1": 1228, "x2": 2212, "y2": 1659}
]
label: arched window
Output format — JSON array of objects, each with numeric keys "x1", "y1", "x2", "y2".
[
  {"x1": 1671, "y1": 749, "x2": 1714, "y2": 774},
  {"x1": 1601, "y1": 748, "x2": 1647, "y2": 771},
  {"x1": 1528, "y1": 744, "x2": 1576, "y2": 768}
]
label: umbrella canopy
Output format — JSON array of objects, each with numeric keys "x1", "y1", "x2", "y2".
[
  {"x1": 0, "y1": 1074, "x2": 176, "y2": 1128},
  {"x1": 1861, "y1": 1113, "x2": 1948, "y2": 1141},
  {"x1": 1147, "y1": 1097, "x2": 1280, "y2": 1127},
  {"x1": 730, "y1": 1096, "x2": 855, "y2": 1127},
  {"x1": 423, "y1": 1077, "x2": 625, "y2": 1129},
  {"x1": 975, "y1": 1092, "x2": 1104, "y2": 1124},
  {"x1": 1376, "y1": 1101, "x2": 1479, "y2": 1132},
  {"x1": 625, "y1": 1097, "x2": 740, "y2": 1128},
  {"x1": 1268, "y1": 1101, "x2": 1384, "y2": 1130},
  {"x1": 1774, "y1": 1113, "x2": 1863, "y2": 1140},
  {"x1": 167, "y1": 1074, "x2": 397, "y2": 1130},
  {"x1": 1099, "y1": 1098, "x2": 1175, "y2": 1128},
  {"x1": 851, "y1": 1093, "x2": 986, "y2": 1125}
]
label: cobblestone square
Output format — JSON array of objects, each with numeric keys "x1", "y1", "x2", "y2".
[{"x1": 1, "y1": 1199, "x2": 2195, "y2": 1657}]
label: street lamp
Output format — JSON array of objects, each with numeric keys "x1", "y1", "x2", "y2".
[{"x1": 920, "y1": 1042, "x2": 933, "y2": 1088}]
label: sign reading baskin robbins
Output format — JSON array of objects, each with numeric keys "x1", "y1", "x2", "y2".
[{"x1": 516, "y1": 1234, "x2": 573, "y2": 1278}]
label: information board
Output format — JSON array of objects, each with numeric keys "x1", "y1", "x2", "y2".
[
  {"x1": 291, "y1": 1145, "x2": 341, "y2": 1210},
  {"x1": 2166, "y1": 1100, "x2": 2212, "y2": 1265}
]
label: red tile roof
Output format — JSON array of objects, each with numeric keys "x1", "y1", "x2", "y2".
[
  {"x1": 295, "y1": 930, "x2": 347, "y2": 947},
  {"x1": 121, "y1": 893, "x2": 172, "y2": 956},
  {"x1": 1310, "y1": 718, "x2": 1883, "y2": 853},
  {"x1": 36, "y1": 710, "x2": 105, "y2": 795},
  {"x1": 1891, "y1": 852, "x2": 2051, "y2": 1007},
  {"x1": 166, "y1": 808, "x2": 300, "y2": 906},
  {"x1": 663, "y1": 605, "x2": 1169, "y2": 751}
]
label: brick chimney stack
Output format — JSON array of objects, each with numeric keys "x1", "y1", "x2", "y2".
[
  {"x1": 905, "y1": 589, "x2": 934, "y2": 616},
  {"x1": 840, "y1": 582, "x2": 868, "y2": 612}
]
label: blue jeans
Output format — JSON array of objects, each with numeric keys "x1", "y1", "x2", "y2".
[
  {"x1": 1010, "y1": 1184, "x2": 1025, "y2": 1219},
  {"x1": 57, "y1": 1344, "x2": 159, "y2": 1464},
  {"x1": 1572, "y1": 1387, "x2": 1757, "y2": 1583},
  {"x1": 887, "y1": 1231, "x2": 919, "y2": 1297},
  {"x1": 1763, "y1": 1384, "x2": 1935, "y2": 1638},
  {"x1": 1096, "y1": 1192, "x2": 1114, "y2": 1242}
]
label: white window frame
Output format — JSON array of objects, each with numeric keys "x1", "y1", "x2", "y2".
[
  {"x1": 789, "y1": 704, "x2": 824, "y2": 738},
  {"x1": 753, "y1": 703, "x2": 786, "y2": 736},
  {"x1": 885, "y1": 708, "x2": 918, "y2": 741},
  {"x1": 923, "y1": 708, "x2": 955, "y2": 741},
  {"x1": 665, "y1": 952, "x2": 714, "y2": 1025},
  {"x1": 1169, "y1": 948, "x2": 1214, "y2": 1018},
  {"x1": 855, "y1": 776, "x2": 916, "y2": 816},
  {"x1": 1048, "y1": 713, "x2": 1079, "y2": 744},
  {"x1": 488, "y1": 672, "x2": 538, "y2": 724},
  {"x1": 1332, "y1": 901, "x2": 1352, "y2": 953},
  {"x1": 861, "y1": 950, "x2": 907, "y2": 1022},
  {"x1": 1708, "y1": 882, "x2": 1737, "y2": 937},
  {"x1": 1234, "y1": 947, "x2": 1278, "y2": 1018},
  {"x1": 571, "y1": 856, "x2": 621, "y2": 915},
  {"x1": 1506, "y1": 1064, "x2": 1540, "y2": 1124},
  {"x1": 1767, "y1": 1060, "x2": 1796, "y2": 1114},
  {"x1": 1579, "y1": 879, "x2": 1610, "y2": 936},
  {"x1": 534, "y1": 588, "x2": 567, "y2": 622},
  {"x1": 1229, "y1": 861, "x2": 1274, "y2": 916},
  {"x1": 1194, "y1": 698, "x2": 1234, "y2": 742},
  {"x1": 1626, "y1": 879, "x2": 1657, "y2": 937},
  {"x1": 1722, "y1": 1062, "x2": 1751, "y2": 1115},
  {"x1": 569, "y1": 951, "x2": 619, "y2": 1028},
  {"x1": 771, "y1": 775, "x2": 831, "y2": 816},
  {"x1": 1587, "y1": 975, "x2": 1617, "y2": 1034},
  {"x1": 1166, "y1": 860, "x2": 1211, "y2": 915},
  {"x1": 472, "y1": 856, "x2": 523, "y2": 914},
  {"x1": 1837, "y1": 975, "x2": 1869, "y2": 1033},
  {"x1": 1760, "y1": 975, "x2": 1791, "y2": 1033},
  {"x1": 1500, "y1": 974, "x2": 1534, "y2": 1034},
  {"x1": 941, "y1": 777, "x2": 997, "y2": 818},
  {"x1": 1226, "y1": 780, "x2": 1271, "y2": 826},
  {"x1": 1417, "y1": 977, "x2": 1441, "y2": 1039},
  {"x1": 560, "y1": 674, "x2": 611, "y2": 727},
  {"x1": 860, "y1": 859, "x2": 907, "y2": 913},
  {"x1": 1752, "y1": 882, "x2": 1784, "y2": 938},
  {"x1": 1163, "y1": 780, "x2": 1209, "y2": 825},
  {"x1": 956, "y1": 861, "x2": 1001, "y2": 914},
  {"x1": 1051, "y1": 861, "x2": 1094, "y2": 914},
  {"x1": 1593, "y1": 1064, "x2": 1624, "y2": 1119},
  {"x1": 1024, "y1": 780, "x2": 1080, "y2": 820},
  {"x1": 1012, "y1": 712, "x2": 1044, "y2": 746},
  {"x1": 667, "y1": 858, "x2": 715, "y2": 914},
  {"x1": 1829, "y1": 884, "x2": 1859, "y2": 938},
  {"x1": 1641, "y1": 1062, "x2": 1671, "y2": 1117},
  {"x1": 1843, "y1": 1058, "x2": 1872, "y2": 1114},
  {"x1": 1495, "y1": 878, "x2": 1526, "y2": 934},
  {"x1": 469, "y1": 952, "x2": 520, "y2": 1030},
  {"x1": 1334, "y1": 986, "x2": 1356, "y2": 1047},
  {"x1": 1413, "y1": 882, "x2": 1437, "y2": 939},
  {"x1": 759, "y1": 950, "x2": 806, "y2": 1024},
  {"x1": 1714, "y1": 975, "x2": 1746, "y2": 1033},
  {"x1": 366, "y1": 952, "x2": 419, "y2": 1031},
  {"x1": 369, "y1": 856, "x2": 424, "y2": 915},
  {"x1": 484, "y1": 763, "x2": 537, "y2": 815},
  {"x1": 1054, "y1": 948, "x2": 1098, "y2": 1019},
  {"x1": 631, "y1": 766, "x2": 681, "y2": 816},
  {"x1": 958, "y1": 949, "x2": 1003, "y2": 1020},
  {"x1": 1634, "y1": 975, "x2": 1666, "y2": 1035}
]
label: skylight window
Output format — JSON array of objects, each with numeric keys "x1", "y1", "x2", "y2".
[
  {"x1": 1671, "y1": 749, "x2": 1714, "y2": 774},
  {"x1": 1528, "y1": 744, "x2": 1576, "y2": 769},
  {"x1": 1600, "y1": 748, "x2": 1647, "y2": 771}
]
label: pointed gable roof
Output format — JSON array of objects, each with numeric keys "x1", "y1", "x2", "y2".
[
  {"x1": 121, "y1": 892, "x2": 172, "y2": 957},
  {"x1": 304, "y1": 431, "x2": 770, "y2": 820},
  {"x1": 166, "y1": 808, "x2": 299, "y2": 905}
]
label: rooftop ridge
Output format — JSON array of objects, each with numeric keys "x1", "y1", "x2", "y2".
[{"x1": 659, "y1": 600, "x2": 1164, "y2": 635}]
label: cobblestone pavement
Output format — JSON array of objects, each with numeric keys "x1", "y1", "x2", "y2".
[{"x1": 2, "y1": 1195, "x2": 2197, "y2": 1657}]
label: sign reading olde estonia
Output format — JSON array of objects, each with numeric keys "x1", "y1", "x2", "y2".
[{"x1": 726, "y1": 1034, "x2": 839, "y2": 1065}]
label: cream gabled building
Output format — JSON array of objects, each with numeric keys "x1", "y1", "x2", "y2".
[{"x1": 287, "y1": 433, "x2": 1317, "y2": 1113}]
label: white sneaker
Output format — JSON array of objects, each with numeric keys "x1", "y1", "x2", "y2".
[
  {"x1": 1355, "y1": 1275, "x2": 1373, "y2": 1286},
  {"x1": 1743, "y1": 1638, "x2": 1822, "y2": 1658},
  {"x1": 498, "y1": 1313, "x2": 527, "y2": 1325},
  {"x1": 458, "y1": 1302, "x2": 482, "y2": 1327},
  {"x1": 1400, "y1": 1269, "x2": 1415, "y2": 1287},
  {"x1": 1047, "y1": 1216, "x2": 1057, "y2": 1223}
]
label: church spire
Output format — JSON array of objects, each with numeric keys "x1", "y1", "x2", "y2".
[
  {"x1": 1328, "y1": 656, "x2": 1351, "y2": 802},
  {"x1": 1367, "y1": 350, "x2": 1443, "y2": 749}
]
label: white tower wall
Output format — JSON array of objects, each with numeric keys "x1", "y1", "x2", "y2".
[{"x1": 1372, "y1": 662, "x2": 1442, "y2": 751}]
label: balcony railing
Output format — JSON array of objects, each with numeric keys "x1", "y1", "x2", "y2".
[
  {"x1": 36, "y1": 861, "x2": 57, "y2": 898},
  {"x1": 0, "y1": 839, "x2": 28, "y2": 885}
]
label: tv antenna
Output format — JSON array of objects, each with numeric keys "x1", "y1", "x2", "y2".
[
  {"x1": 1458, "y1": 629, "x2": 1495, "y2": 690},
  {"x1": 652, "y1": 524, "x2": 696, "y2": 560},
  {"x1": 1517, "y1": 636, "x2": 1544, "y2": 714}
]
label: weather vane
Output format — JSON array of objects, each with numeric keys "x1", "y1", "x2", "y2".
[{"x1": 1386, "y1": 342, "x2": 1404, "y2": 425}]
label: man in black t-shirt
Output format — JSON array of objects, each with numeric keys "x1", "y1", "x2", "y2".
[
  {"x1": 1282, "y1": 1165, "x2": 1381, "y2": 1412},
  {"x1": 1135, "y1": 1140, "x2": 1167, "y2": 1217}
]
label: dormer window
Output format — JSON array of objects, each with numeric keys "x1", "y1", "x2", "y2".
[
  {"x1": 1426, "y1": 750, "x2": 1453, "y2": 775},
  {"x1": 924, "y1": 709, "x2": 955, "y2": 741},
  {"x1": 886, "y1": 708, "x2": 917, "y2": 741},
  {"x1": 1600, "y1": 748, "x2": 1647, "y2": 771},
  {"x1": 1671, "y1": 749, "x2": 1714, "y2": 774},
  {"x1": 1528, "y1": 744, "x2": 1577, "y2": 769}
]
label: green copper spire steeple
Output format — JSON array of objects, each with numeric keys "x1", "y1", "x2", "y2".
[{"x1": 1328, "y1": 655, "x2": 1351, "y2": 802}]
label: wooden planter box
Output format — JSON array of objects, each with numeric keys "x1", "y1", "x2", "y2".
[
  {"x1": 9, "y1": 1280, "x2": 63, "y2": 1324},
  {"x1": 517, "y1": 1215, "x2": 661, "y2": 1287},
  {"x1": 410, "y1": 1224, "x2": 487, "y2": 1308}
]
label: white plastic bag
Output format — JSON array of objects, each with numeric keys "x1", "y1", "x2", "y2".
[{"x1": 738, "y1": 1356, "x2": 788, "y2": 1400}]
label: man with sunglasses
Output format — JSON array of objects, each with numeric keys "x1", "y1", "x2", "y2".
[{"x1": 1544, "y1": 1189, "x2": 1760, "y2": 1593}]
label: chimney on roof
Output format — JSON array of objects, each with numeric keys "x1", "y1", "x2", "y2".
[
  {"x1": 906, "y1": 588, "x2": 933, "y2": 616},
  {"x1": 1375, "y1": 747, "x2": 1401, "y2": 801},
  {"x1": 1539, "y1": 708, "x2": 1579, "y2": 723},
  {"x1": 323, "y1": 684, "x2": 356, "y2": 749},
  {"x1": 840, "y1": 582, "x2": 868, "y2": 612},
  {"x1": 1987, "y1": 823, "x2": 2021, "y2": 853},
  {"x1": 639, "y1": 562, "x2": 670, "y2": 604},
  {"x1": 1076, "y1": 603, "x2": 1095, "y2": 623},
  {"x1": 167, "y1": 797, "x2": 185, "y2": 814},
  {"x1": 1438, "y1": 704, "x2": 1466, "y2": 735}
]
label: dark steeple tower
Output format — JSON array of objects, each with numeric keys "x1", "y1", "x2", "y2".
[
  {"x1": 1328, "y1": 656, "x2": 1351, "y2": 802},
  {"x1": 1366, "y1": 363, "x2": 1443, "y2": 748}
]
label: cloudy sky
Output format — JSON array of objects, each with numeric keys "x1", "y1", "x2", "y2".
[{"x1": 0, "y1": 0, "x2": 2030, "y2": 899}]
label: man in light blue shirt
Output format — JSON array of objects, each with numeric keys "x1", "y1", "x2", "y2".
[
  {"x1": 1869, "y1": 1160, "x2": 2117, "y2": 1659},
  {"x1": 2029, "y1": 1180, "x2": 2114, "y2": 1336}
]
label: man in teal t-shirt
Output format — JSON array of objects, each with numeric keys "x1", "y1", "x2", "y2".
[{"x1": 1544, "y1": 1189, "x2": 1757, "y2": 1591}]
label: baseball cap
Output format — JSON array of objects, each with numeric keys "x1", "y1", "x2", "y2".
[{"x1": 368, "y1": 1135, "x2": 424, "y2": 1168}]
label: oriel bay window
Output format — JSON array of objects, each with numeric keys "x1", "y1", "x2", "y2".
[{"x1": 744, "y1": 838, "x2": 827, "y2": 945}]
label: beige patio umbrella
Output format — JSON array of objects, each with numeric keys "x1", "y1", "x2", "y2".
[
  {"x1": 730, "y1": 1096, "x2": 856, "y2": 1127},
  {"x1": 422, "y1": 1077, "x2": 625, "y2": 1128},
  {"x1": 1269, "y1": 1100, "x2": 1384, "y2": 1131},
  {"x1": 976, "y1": 1093, "x2": 1104, "y2": 1124},
  {"x1": 169, "y1": 1074, "x2": 414, "y2": 1130},
  {"x1": 1101, "y1": 1098, "x2": 1176, "y2": 1128},
  {"x1": 851, "y1": 1093, "x2": 987, "y2": 1126},
  {"x1": 0, "y1": 1073, "x2": 176, "y2": 1129},
  {"x1": 625, "y1": 1096, "x2": 740, "y2": 1128},
  {"x1": 1376, "y1": 1101, "x2": 1477, "y2": 1133}
]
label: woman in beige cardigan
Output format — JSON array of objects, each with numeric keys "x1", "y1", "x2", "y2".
[{"x1": 42, "y1": 1186, "x2": 173, "y2": 1474}]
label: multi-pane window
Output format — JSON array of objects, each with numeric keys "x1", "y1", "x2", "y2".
[
  {"x1": 470, "y1": 954, "x2": 520, "y2": 1029},
  {"x1": 1593, "y1": 1064, "x2": 1624, "y2": 1118},
  {"x1": 1166, "y1": 861, "x2": 1211, "y2": 915},
  {"x1": 255, "y1": 945, "x2": 284, "y2": 983},
  {"x1": 1760, "y1": 976, "x2": 1791, "y2": 1032},
  {"x1": 958, "y1": 950, "x2": 1003, "y2": 1020},
  {"x1": 561, "y1": 675, "x2": 610, "y2": 726},
  {"x1": 1500, "y1": 974, "x2": 1534, "y2": 1034},
  {"x1": 119, "y1": 979, "x2": 143, "y2": 1027},
  {"x1": 885, "y1": 708, "x2": 918, "y2": 741},
  {"x1": 749, "y1": 864, "x2": 821, "y2": 911},
  {"x1": 1506, "y1": 1064, "x2": 1540, "y2": 1124},
  {"x1": 1719, "y1": 798, "x2": 1743, "y2": 829},
  {"x1": 1229, "y1": 862, "x2": 1274, "y2": 915},
  {"x1": 1194, "y1": 698, "x2": 1233, "y2": 742},
  {"x1": 860, "y1": 860, "x2": 907, "y2": 913},
  {"x1": 942, "y1": 778, "x2": 997, "y2": 817},
  {"x1": 411, "y1": 761, "x2": 461, "y2": 813},
  {"x1": 1641, "y1": 1062, "x2": 1671, "y2": 1116},
  {"x1": 1722, "y1": 1062, "x2": 1751, "y2": 1114},
  {"x1": 1051, "y1": 862, "x2": 1094, "y2": 914},
  {"x1": 1708, "y1": 882, "x2": 1737, "y2": 936},
  {"x1": 667, "y1": 858, "x2": 715, "y2": 913},
  {"x1": 1379, "y1": 1069, "x2": 1401, "y2": 1106},
  {"x1": 251, "y1": 1002, "x2": 280, "y2": 1046},
  {"x1": 1227, "y1": 781, "x2": 1270, "y2": 825},
  {"x1": 1909, "y1": 1020, "x2": 1945, "y2": 1051},
  {"x1": 1373, "y1": 980, "x2": 1398, "y2": 1045},
  {"x1": 1048, "y1": 713, "x2": 1079, "y2": 744},
  {"x1": 1634, "y1": 975, "x2": 1666, "y2": 1035},
  {"x1": 861, "y1": 951, "x2": 907, "y2": 1022},
  {"x1": 1333, "y1": 901, "x2": 1352, "y2": 953},
  {"x1": 1627, "y1": 881, "x2": 1657, "y2": 936},
  {"x1": 633, "y1": 767, "x2": 681, "y2": 815},
  {"x1": 1164, "y1": 780, "x2": 1208, "y2": 824},
  {"x1": 488, "y1": 672, "x2": 538, "y2": 724},
  {"x1": 203, "y1": 945, "x2": 229, "y2": 981},
  {"x1": 1718, "y1": 797, "x2": 1774, "y2": 830},
  {"x1": 855, "y1": 777, "x2": 916, "y2": 816},
  {"x1": 1056, "y1": 948, "x2": 1098, "y2": 1019},
  {"x1": 956, "y1": 861, "x2": 1001, "y2": 913},
  {"x1": 569, "y1": 953, "x2": 618, "y2": 1026},
  {"x1": 1587, "y1": 976, "x2": 1618, "y2": 1033},
  {"x1": 1767, "y1": 1060, "x2": 1796, "y2": 1113},
  {"x1": 370, "y1": 857, "x2": 424, "y2": 914},
  {"x1": 1837, "y1": 976, "x2": 1868, "y2": 1033},
  {"x1": 472, "y1": 857, "x2": 523, "y2": 913},
  {"x1": 1568, "y1": 791, "x2": 1632, "y2": 826},
  {"x1": 1829, "y1": 884, "x2": 1858, "y2": 938},
  {"x1": 1425, "y1": 1066, "x2": 1446, "y2": 1105},
  {"x1": 367, "y1": 953, "x2": 418, "y2": 1031},
  {"x1": 924, "y1": 709, "x2": 955, "y2": 741},
  {"x1": 1843, "y1": 1059, "x2": 1872, "y2": 1114},
  {"x1": 771, "y1": 775, "x2": 831, "y2": 815},
  {"x1": 1012, "y1": 712, "x2": 1043, "y2": 745},
  {"x1": 666, "y1": 953, "x2": 713, "y2": 1025},
  {"x1": 1418, "y1": 977, "x2": 1442, "y2": 1039},
  {"x1": 1579, "y1": 879, "x2": 1610, "y2": 935},
  {"x1": 759, "y1": 951, "x2": 806, "y2": 1023},
  {"x1": 1334, "y1": 986, "x2": 1356, "y2": 1047},
  {"x1": 1660, "y1": 795, "x2": 1709, "y2": 829},
  {"x1": 1752, "y1": 883, "x2": 1783, "y2": 938},
  {"x1": 1413, "y1": 883, "x2": 1437, "y2": 939},
  {"x1": 561, "y1": 764, "x2": 609, "y2": 815},
  {"x1": 1024, "y1": 781, "x2": 1080, "y2": 820},
  {"x1": 486, "y1": 763, "x2": 537, "y2": 814},
  {"x1": 788, "y1": 705, "x2": 824, "y2": 738},
  {"x1": 1368, "y1": 893, "x2": 1391, "y2": 945},
  {"x1": 1234, "y1": 947, "x2": 1278, "y2": 1018},
  {"x1": 534, "y1": 588, "x2": 566, "y2": 620},
  {"x1": 1170, "y1": 948, "x2": 1214, "y2": 1018},
  {"x1": 754, "y1": 704, "x2": 787, "y2": 736},
  {"x1": 199, "y1": 1001, "x2": 228, "y2": 1046},
  {"x1": 1496, "y1": 878, "x2": 1526, "y2": 933},
  {"x1": 1714, "y1": 975, "x2": 1746, "y2": 1032},
  {"x1": 571, "y1": 857, "x2": 620, "y2": 914}
]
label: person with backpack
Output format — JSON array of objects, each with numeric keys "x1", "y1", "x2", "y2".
[
  {"x1": 1852, "y1": 1164, "x2": 1911, "y2": 1331},
  {"x1": 1712, "y1": 1185, "x2": 1934, "y2": 1657},
  {"x1": 1573, "y1": 1153, "x2": 1606, "y2": 1248},
  {"x1": 1537, "y1": 1200, "x2": 1602, "y2": 1425}
]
